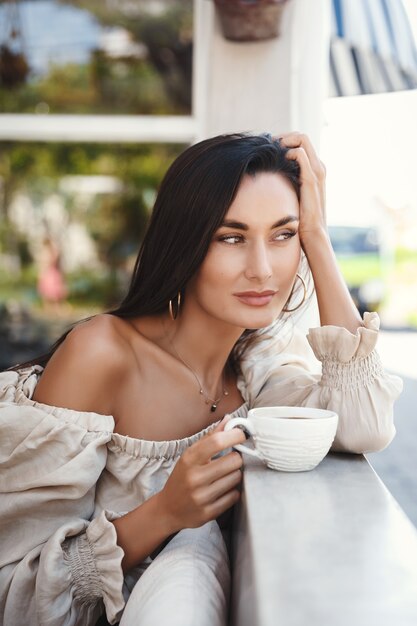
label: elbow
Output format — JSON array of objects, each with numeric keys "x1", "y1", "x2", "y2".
[
  {"x1": 362, "y1": 425, "x2": 396, "y2": 453},
  {"x1": 332, "y1": 424, "x2": 396, "y2": 454}
]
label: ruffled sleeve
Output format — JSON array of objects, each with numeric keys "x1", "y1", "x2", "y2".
[
  {"x1": 0, "y1": 367, "x2": 125, "y2": 626},
  {"x1": 241, "y1": 313, "x2": 403, "y2": 454}
]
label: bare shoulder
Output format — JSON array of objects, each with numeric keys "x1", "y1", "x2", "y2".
[
  {"x1": 32, "y1": 314, "x2": 135, "y2": 415},
  {"x1": 62, "y1": 313, "x2": 132, "y2": 360}
]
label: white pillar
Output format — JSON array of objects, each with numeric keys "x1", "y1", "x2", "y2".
[{"x1": 193, "y1": 0, "x2": 331, "y2": 148}]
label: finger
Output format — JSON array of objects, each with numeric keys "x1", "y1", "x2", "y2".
[
  {"x1": 205, "y1": 489, "x2": 241, "y2": 520},
  {"x1": 284, "y1": 146, "x2": 317, "y2": 183},
  {"x1": 188, "y1": 429, "x2": 246, "y2": 464},
  {"x1": 184, "y1": 449, "x2": 242, "y2": 489},
  {"x1": 279, "y1": 132, "x2": 325, "y2": 180},
  {"x1": 284, "y1": 146, "x2": 326, "y2": 221},
  {"x1": 201, "y1": 469, "x2": 243, "y2": 504},
  {"x1": 212, "y1": 414, "x2": 232, "y2": 433},
  {"x1": 205, "y1": 450, "x2": 243, "y2": 482}
]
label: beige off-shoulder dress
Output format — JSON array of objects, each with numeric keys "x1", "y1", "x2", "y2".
[{"x1": 0, "y1": 314, "x2": 403, "y2": 626}]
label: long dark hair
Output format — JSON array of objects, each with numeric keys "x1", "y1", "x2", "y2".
[{"x1": 12, "y1": 132, "x2": 306, "y2": 371}]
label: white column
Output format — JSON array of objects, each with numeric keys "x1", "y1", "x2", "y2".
[{"x1": 193, "y1": 0, "x2": 331, "y2": 147}]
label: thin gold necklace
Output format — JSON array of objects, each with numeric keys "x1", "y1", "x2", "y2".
[{"x1": 168, "y1": 337, "x2": 229, "y2": 413}]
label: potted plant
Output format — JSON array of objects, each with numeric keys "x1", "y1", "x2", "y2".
[
  {"x1": 0, "y1": 45, "x2": 29, "y2": 88},
  {"x1": 213, "y1": 0, "x2": 291, "y2": 42}
]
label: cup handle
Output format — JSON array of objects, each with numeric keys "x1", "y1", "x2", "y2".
[{"x1": 224, "y1": 417, "x2": 262, "y2": 459}]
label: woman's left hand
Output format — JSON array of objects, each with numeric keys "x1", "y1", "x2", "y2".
[{"x1": 279, "y1": 132, "x2": 327, "y2": 249}]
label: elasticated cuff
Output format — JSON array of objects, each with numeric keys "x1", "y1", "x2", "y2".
[
  {"x1": 63, "y1": 510, "x2": 125, "y2": 624},
  {"x1": 320, "y1": 350, "x2": 384, "y2": 390}
]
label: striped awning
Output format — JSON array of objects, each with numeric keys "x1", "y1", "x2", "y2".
[{"x1": 330, "y1": 0, "x2": 417, "y2": 96}]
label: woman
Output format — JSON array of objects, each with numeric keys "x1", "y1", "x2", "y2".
[
  {"x1": 37, "y1": 237, "x2": 68, "y2": 312},
  {"x1": 0, "y1": 132, "x2": 402, "y2": 626}
]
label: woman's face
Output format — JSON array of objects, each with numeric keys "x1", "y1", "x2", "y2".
[{"x1": 186, "y1": 172, "x2": 301, "y2": 330}]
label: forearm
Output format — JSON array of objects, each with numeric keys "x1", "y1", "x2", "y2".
[
  {"x1": 303, "y1": 228, "x2": 363, "y2": 333},
  {"x1": 112, "y1": 492, "x2": 177, "y2": 574}
]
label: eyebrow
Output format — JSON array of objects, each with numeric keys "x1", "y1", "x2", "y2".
[{"x1": 220, "y1": 215, "x2": 299, "y2": 231}]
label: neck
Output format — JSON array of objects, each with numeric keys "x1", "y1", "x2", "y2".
[{"x1": 163, "y1": 300, "x2": 244, "y2": 390}]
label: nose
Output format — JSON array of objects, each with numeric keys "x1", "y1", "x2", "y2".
[{"x1": 244, "y1": 241, "x2": 273, "y2": 283}]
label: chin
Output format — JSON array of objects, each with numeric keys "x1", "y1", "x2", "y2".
[
  {"x1": 207, "y1": 302, "x2": 283, "y2": 330},
  {"x1": 236, "y1": 310, "x2": 280, "y2": 331},
  {"x1": 245, "y1": 321, "x2": 277, "y2": 331}
]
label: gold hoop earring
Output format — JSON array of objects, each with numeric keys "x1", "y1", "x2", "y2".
[
  {"x1": 282, "y1": 273, "x2": 307, "y2": 313},
  {"x1": 168, "y1": 292, "x2": 181, "y2": 320}
]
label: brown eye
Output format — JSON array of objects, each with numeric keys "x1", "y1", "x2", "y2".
[
  {"x1": 273, "y1": 230, "x2": 297, "y2": 241},
  {"x1": 218, "y1": 234, "x2": 244, "y2": 244}
]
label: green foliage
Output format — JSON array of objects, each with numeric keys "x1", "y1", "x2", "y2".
[
  {"x1": 66, "y1": 268, "x2": 122, "y2": 308},
  {"x1": 0, "y1": 0, "x2": 193, "y2": 114},
  {"x1": 0, "y1": 141, "x2": 182, "y2": 189},
  {"x1": 0, "y1": 141, "x2": 185, "y2": 309}
]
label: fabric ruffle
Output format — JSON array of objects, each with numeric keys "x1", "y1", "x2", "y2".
[
  {"x1": 109, "y1": 421, "x2": 221, "y2": 460},
  {"x1": 307, "y1": 312, "x2": 380, "y2": 362},
  {"x1": 109, "y1": 397, "x2": 249, "y2": 461},
  {"x1": 63, "y1": 511, "x2": 125, "y2": 624}
]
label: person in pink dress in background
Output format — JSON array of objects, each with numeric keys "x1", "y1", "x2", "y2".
[{"x1": 37, "y1": 237, "x2": 68, "y2": 311}]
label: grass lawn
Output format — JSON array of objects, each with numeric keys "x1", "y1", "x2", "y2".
[{"x1": 336, "y1": 248, "x2": 417, "y2": 328}]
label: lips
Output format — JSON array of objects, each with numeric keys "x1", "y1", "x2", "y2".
[{"x1": 234, "y1": 290, "x2": 277, "y2": 307}]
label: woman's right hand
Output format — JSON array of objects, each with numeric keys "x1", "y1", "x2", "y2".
[{"x1": 158, "y1": 418, "x2": 246, "y2": 533}]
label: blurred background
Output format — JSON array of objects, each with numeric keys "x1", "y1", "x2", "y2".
[
  {"x1": 0, "y1": 0, "x2": 192, "y2": 361},
  {"x1": 0, "y1": 0, "x2": 416, "y2": 523}
]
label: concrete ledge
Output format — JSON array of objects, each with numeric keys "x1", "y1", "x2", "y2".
[{"x1": 231, "y1": 453, "x2": 417, "y2": 626}]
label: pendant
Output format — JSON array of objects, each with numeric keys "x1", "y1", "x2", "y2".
[{"x1": 210, "y1": 403, "x2": 217, "y2": 412}]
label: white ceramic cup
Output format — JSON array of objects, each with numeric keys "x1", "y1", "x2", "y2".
[{"x1": 224, "y1": 406, "x2": 339, "y2": 472}]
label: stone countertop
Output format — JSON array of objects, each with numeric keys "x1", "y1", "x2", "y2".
[{"x1": 231, "y1": 452, "x2": 417, "y2": 626}]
